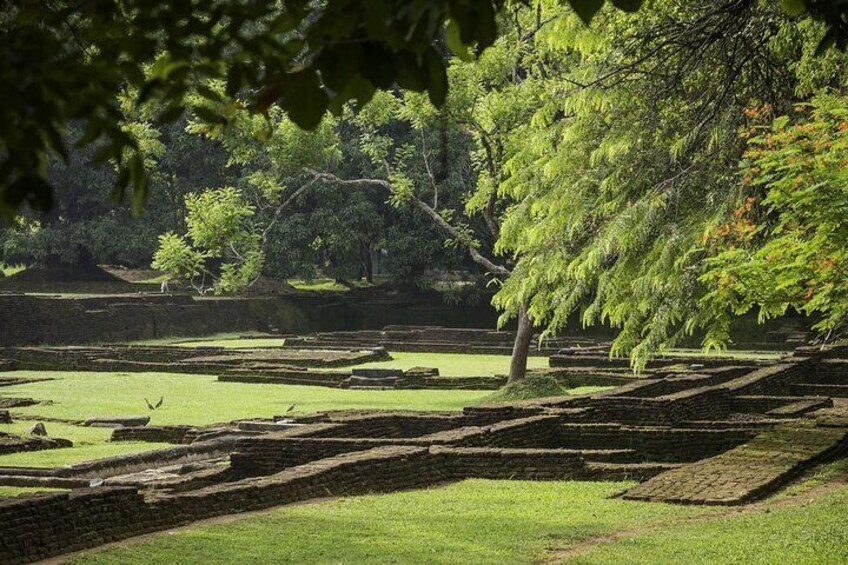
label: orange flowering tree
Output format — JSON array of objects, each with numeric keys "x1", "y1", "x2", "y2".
[{"x1": 700, "y1": 92, "x2": 848, "y2": 345}]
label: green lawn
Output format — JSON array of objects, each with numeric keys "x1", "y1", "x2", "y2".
[
  {"x1": 127, "y1": 332, "x2": 276, "y2": 346},
  {"x1": 1, "y1": 371, "x2": 493, "y2": 427},
  {"x1": 175, "y1": 337, "x2": 287, "y2": 348},
  {"x1": 344, "y1": 352, "x2": 550, "y2": 377},
  {"x1": 68, "y1": 461, "x2": 848, "y2": 565},
  {"x1": 577, "y1": 483, "x2": 848, "y2": 564},
  {"x1": 68, "y1": 480, "x2": 716, "y2": 565},
  {"x1": 0, "y1": 486, "x2": 64, "y2": 498},
  {"x1": 0, "y1": 442, "x2": 169, "y2": 468},
  {"x1": 0, "y1": 420, "x2": 170, "y2": 468},
  {"x1": 287, "y1": 278, "x2": 354, "y2": 292}
]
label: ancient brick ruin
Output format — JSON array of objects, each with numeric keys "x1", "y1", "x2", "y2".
[{"x1": 1, "y1": 338, "x2": 847, "y2": 564}]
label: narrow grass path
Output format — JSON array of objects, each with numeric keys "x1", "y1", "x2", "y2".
[{"x1": 0, "y1": 420, "x2": 169, "y2": 467}]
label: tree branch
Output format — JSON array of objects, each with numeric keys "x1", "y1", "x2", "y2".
[{"x1": 310, "y1": 171, "x2": 511, "y2": 276}]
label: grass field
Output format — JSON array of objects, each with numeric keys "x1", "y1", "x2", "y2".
[
  {"x1": 0, "y1": 361, "x2": 602, "y2": 468},
  {"x1": 0, "y1": 419, "x2": 170, "y2": 467},
  {"x1": 175, "y1": 337, "x2": 288, "y2": 348},
  {"x1": 1, "y1": 371, "x2": 492, "y2": 427},
  {"x1": 343, "y1": 352, "x2": 550, "y2": 377},
  {"x1": 0, "y1": 486, "x2": 64, "y2": 498},
  {"x1": 67, "y1": 460, "x2": 848, "y2": 565}
]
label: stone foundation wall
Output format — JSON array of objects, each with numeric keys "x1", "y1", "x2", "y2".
[
  {"x1": 0, "y1": 292, "x2": 506, "y2": 347},
  {"x1": 301, "y1": 413, "x2": 466, "y2": 439},
  {"x1": 556, "y1": 424, "x2": 755, "y2": 462},
  {"x1": 0, "y1": 440, "x2": 674, "y2": 565},
  {"x1": 110, "y1": 426, "x2": 191, "y2": 444}
]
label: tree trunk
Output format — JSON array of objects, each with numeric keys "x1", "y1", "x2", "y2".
[
  {"x1": 360, "y1": 241, "x2": 374, "y2": 284},
  {"x1": 508, "y1": 305, "x2": 534, "y2": 383}
]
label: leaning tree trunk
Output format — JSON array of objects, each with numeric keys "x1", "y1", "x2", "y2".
[{"x1": 508, "y1": 305, "x2": 534, "y2": 383}]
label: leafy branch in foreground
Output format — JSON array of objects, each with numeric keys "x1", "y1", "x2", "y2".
[{"x1": 5, "y1": 0, "x2": 844, "y2": 219}]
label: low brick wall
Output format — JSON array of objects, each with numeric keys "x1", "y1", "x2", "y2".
[
  {"x1": 549, "y1": 354, "x2": 764, "y2": 370},
  {"x1": 814, "y1": 359, "x2": 848, "y2": 384},
  {"x1": 0, "y1": 438, "x2": 682, "y2": 564},
  {"x1": 556, "y1": 424, "x2": 755, "y2": 462},
  {"x1": 0, "y1": 433, "x2": 70, "y2": 456},
  {"x1": 110, "y1": 426, "x2": 192, "y2": 444},
  {"x1": 301, "y1": 413, "x2": 466, "y2": 439}
]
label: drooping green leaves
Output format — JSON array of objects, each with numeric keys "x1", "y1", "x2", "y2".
[{"x1": 4, "y1": 0, "x2": 848, "y2": 220}]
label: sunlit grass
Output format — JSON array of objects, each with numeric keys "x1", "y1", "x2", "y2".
[
  {"x1": 286, "y1": 277, "x2": 354, "y2": 292},
  {"x1": 342, "y1": 352, "x2": 550, "y2": 377},
  {"x1": 0, "y1": 420, "x2": 169, "y2": 468},
  {"x1": 68, "y1": 479, "x2": 716, "y2": 565},
  {"x1": 0, "y1": 486, "x2": 65, "y2": 498},
  {"x1": 1, "y1": 371, "x2": 492, "y2": 427},
  {"x1": 0, "y1": 442, "x2": 170, "y2": 468},
  {"x1": 174, "y1": 338, "x2": 288, "y2": 348},
  {"x1": 67, "y1": 460, "x2": 848, "y2": 565}
]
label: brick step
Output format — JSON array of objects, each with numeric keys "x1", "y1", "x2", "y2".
[
  {"x1": 579, "y1": 462, "x2": 681, "y2": 481},
  {"x1": 732, "y1": 395, "x2": 831, "y2": 414},
  {"x1": 218, "y1": 375, "x2": 343, "y2": 387},
  {"x1": 578, "y1": 448, "x2": 640, "y2": 463},
  {"x1": 624, "y1": 417, "x2": 848, "y2": 505},
  {"x1": 678, "y1": 419, "x2": 791, "y2": 430},
  {"x1": 790, "y1": 383, "x2": 848, "y2": 397},
  {"x1": 557, "y1": 424, "x2": 756, "y2": 463},
  {"x1": 237, "y1": 421, "x2": 308, "y2": 432},
  {"x1": 766, "y1": 398, "x2": 833, "y2": 418},
  {"x1": 550, "y1": 354, "x2": 763, "y2": 370}
]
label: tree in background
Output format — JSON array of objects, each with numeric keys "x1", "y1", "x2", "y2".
[{"x1": 152, "y1": 187, "x2": 262, "y2": 293}]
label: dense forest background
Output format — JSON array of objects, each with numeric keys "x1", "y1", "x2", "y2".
[{"x1": 3, "y1": 0, "x2": 848, "y2": 370}]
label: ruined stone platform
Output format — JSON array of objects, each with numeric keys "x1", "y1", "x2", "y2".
[
  {"x1": 624, "y1": 406, "x2": 848, "y2": 504},
  {"x1": 2, "y1": 343, "x2": 848, "y2": 564}
]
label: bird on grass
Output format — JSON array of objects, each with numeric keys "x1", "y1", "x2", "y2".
[
  {"x1": 144, "y1": 397, "x2": 165, "y2": 411},
  {"x1": 286, "y1": 404, "x2": 296, "y2": 413}
]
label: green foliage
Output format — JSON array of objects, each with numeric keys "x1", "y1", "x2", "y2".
[
  {"x1": 489, "y1": 1, "x2": 848, "y2": 368},
  {"x1": 152, "y1": 187, "x2": 262, "y2": 293},
  {"x1": 151, "y1": 233, "x2": 207, "y2": 288},
  {"x1": 700, "y1": 92, "x2": 848, "y2": 341},
  {"x1": 2, "y1": 0, "x2": 846, "y2": 220}
]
